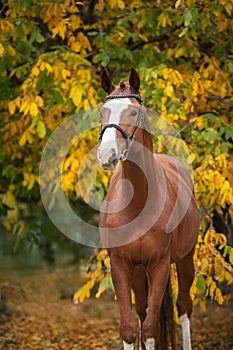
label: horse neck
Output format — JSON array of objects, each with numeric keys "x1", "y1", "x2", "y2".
[{"x1": 121, "y1": 130, "x2": 162, "y2": 209}]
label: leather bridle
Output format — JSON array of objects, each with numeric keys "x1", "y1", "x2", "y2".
[{"x1": 98, "y1": 94, "x2": 144, "y2": 161}]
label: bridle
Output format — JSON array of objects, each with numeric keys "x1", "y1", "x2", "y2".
[{"x1": 98, "y1": 94, "x2": 144, "y2": 161}]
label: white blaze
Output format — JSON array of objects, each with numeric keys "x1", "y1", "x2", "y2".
[{"x1": 99, "y1": 98, "x2": 132, "y2": 162}]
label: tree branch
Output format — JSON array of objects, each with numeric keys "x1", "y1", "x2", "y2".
[
  {"x1": 206, "y1": 95, "x2": 233, "y2": 108},
  {"x1": 129, "y1": 25, "x2": 181, "y2": 51},
  {"x1": 0, "y1": 2, "x2": 6, "y2": 16},
  {"x1": 129, "y1": 35, "x2": 168, "y2": 51}
]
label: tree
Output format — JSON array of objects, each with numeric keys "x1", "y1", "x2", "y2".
[{"x1": 0, "y1": 0, "x2": 232, "y2": 306}]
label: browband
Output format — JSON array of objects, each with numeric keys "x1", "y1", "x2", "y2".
[{"x1": 105, "y1": 94, "x2": 143, "y2": 104}]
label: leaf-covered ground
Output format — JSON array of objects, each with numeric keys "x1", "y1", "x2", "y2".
[{"x1": 0, "y1": 265, "x2": 232, "y2": 349}]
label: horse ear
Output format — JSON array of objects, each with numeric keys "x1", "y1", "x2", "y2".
[
  {"x1": 101, "y1": 69, "x2": 115, "y2": 94},
  {"x1": 129, "y1": 68, "x2": 140, "y2": 92}
]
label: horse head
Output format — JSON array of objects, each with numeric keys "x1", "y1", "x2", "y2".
[{"x1": 97, "y1": 69, "x2": 146, "y2": 170}]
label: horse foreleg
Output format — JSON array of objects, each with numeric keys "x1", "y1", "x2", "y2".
[
  {"x1": 142, "y1": 254, "x2": 170, "y2": 349},
  {"x1": 132, "y1": 266, "x2": 148, "y2": 350},
  {"x1": 176, "y1": 247, "x2": 195, "y2": 350},
  {"x1": 110, "y1": 253, "x2": 137, "y2": 349}
]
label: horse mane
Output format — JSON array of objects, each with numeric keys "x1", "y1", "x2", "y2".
[{"x1": 120, "y1": 81, "x2": 128, "y2": 91}]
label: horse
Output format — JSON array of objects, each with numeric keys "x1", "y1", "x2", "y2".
[{"x1": 97, "y1": 68, "x2": 199, "y2": 350}]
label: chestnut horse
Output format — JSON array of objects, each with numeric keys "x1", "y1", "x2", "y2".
[{"x1": 97, "y1": 68, "x2": 199, "y2": 350}]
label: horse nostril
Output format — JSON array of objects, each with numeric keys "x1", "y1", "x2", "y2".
[{"x1": 109, "y1": 148, "x2": 117, "y2": 162}]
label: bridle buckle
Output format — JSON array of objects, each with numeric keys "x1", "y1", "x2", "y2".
[{"x1": 121, "y1": 149, "x2": 129, "y2": 162}]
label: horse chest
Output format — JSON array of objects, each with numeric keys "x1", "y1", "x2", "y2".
[{"x1": 108, "y1": 229, "x2": 171, "y2": 269}]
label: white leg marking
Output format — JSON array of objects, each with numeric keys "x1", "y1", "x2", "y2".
[
  {"x1": 138, "y1": 319, "x2": 142, "y2": 350},
  {"x1": 123, "y1": 340, "x2": 135, "y2": 350},
  {"x1": 180, "y1": 313, "x2": 192, "y2": 350},
  {"x1": 144, "y1": 338, "x2": 155, "y2": 350}
]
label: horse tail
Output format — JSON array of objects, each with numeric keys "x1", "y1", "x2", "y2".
[{"x1": 158, "y1": 274, "x2": 176, "y2": 350}]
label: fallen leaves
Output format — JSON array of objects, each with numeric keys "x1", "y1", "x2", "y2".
[{"x1": 0, "y1": 265, "x2": 232, "y2": 349}]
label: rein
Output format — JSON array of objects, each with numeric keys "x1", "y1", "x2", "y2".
[{"x1": 98, "y1": 94, "x2": 144, "y2": 161}]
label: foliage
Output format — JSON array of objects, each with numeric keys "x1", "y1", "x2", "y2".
[{"x1": 0, "y1": 0, "x2": 233, "y2": 306}]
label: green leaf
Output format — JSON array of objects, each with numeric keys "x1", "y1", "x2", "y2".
[
  {"x1": 37, "y1": 120, "x2": 46, "y2": 139},
  {"x1": 221, "y1": 142, "x2": 228, "y2": 153},
  {"x1": 201, "y1": 128, "x2": 219, "y2": 143},
  {"x1": 96, "y1": 276, "x2": 112, "y2": 298},
  {"x1": 98, "y1": 187, "x2": 105, "y2": 200},
  {"x1": 179, "y1": 27, "x2": 188, "y2": 38},
  {"x1": 196, "y1": 275, "x2": 206, "y2": 293},
  {"x1": 225, "y1": 126, "x2": 233, "y2": 141},
  {"x1": 184, "y1": 8, "x2": 193, "y2": 27},
  {"x1": 2, "y1": 164, "x2": 16, "y2": 180},
  {"x1": 35, "y1": 31, "x2": 44, "y2": 43},
  {"x1": 93, "y1": 52, "x2": 110, "y2": 66}
]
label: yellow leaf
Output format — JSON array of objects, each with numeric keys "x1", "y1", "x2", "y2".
[
  {"x1": 187, "y1": 152, "x2": 196, "y2": 164},
  {"x1": 117, "y1": 0, "x2": 125, "y2": 9},
  {"x1": 62, "y1": 69, "x2": 70, "y2": 79},
  {"x1": 95, "y1": 0, "x2": 105, "y2": 11},
  {"x1": 19, "y1": 131, "x2": 27, "y2": 146},
  {"x1": 30, "y1": 102, "x2": 38, "y2": 117},
  {"x1": 83, "y1": 99, "x2": 90, "y2": 110},
  {"x1": 28, "y1": 174, "x2": 36, "y2": 190},
  {"x1": 45, "y1": 62, "x2": 53, "y2": 73},
  {"x1": 102, "y1": 173, "x2": 110, "y2": 187},
  {"x1": 73, "y1": 280, "x2": 94, "y2": 303},
  {"x1": 35, "y1": 95, "x2": 44, "y2": 107},
  {"x1": 0, "y1": 43, "x2": 4, "y2": 57},
  {"x1": 157, "y1": 12, "x2": 167, "y2": 27},
  {"x1": 8, "y1": 44, "x2": 16, "y2": 56},
  {"x1": 4, "y1": 190, "x2": 16, "y2": 208},
  {"x1": 174, "y1": 48, "x2": 185, "y2": 58},
  {"x1": 209, "y1": 280, "x2": 216, "y2": 299},
  {"x1": 229, "y1": 248, "x2": 233, "y2": 264},
  {"x1": 27, "y1": 130, "x2": 34, "y2": 144},
  {"x1": 71, "y1": 86, "x2": 83, "y2": 107},
  {"x1": 70, "y1": 14, "x2": 81, "y2": 30},
  {"x1": 164, "y1": 85, "x2": 174, "y2": 97},
  {"x1": 225, "y1": 3, "x2": 232, "y2": 16},
  {"x1": 31, "y1": 66, "x2": 40, "y2": 76},
  {"x1": 104, "y1": 257, "x2": 110, "y2": 268},
  {"x1": 20, "y1": 100, "x2": 30, "y2": 115},
  {"x1": 23, "y1": 172, "x2": 30, "y2": 187},
  {"x1": 8, "y1": 100, "x2": 16, "y2": 115},
  {"x1": 15, "y1": 96, "x2": 21, "y2": 108},
  {"x1": 217, "y1": 20, "x2": 228, "y2": 31},
  {"x1": 199, "y1": 299, "x2": 206, "y2": 311},
  {"x1": 109, "y1": 0, "x2": 118, "y2": 8},
  {"x1": 52, "y1": 21, "x2": 67, "y2": 40},
  {"x1": 175, "y1": 0, "x2": 182, "y2": 9},
  {"x1": 215, "y1": 288, "x2": 224, "y2": 305}
]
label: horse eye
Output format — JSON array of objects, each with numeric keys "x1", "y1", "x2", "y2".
[
  {"x1": 130, "y1": 110, "x2": 137, "y2": 117},
  {"x1": 100, "y1": 112, "x2": 103, "y2": 120}
]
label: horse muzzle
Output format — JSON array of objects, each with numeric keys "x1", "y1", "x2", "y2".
[{"x1": 97, "y1": 145, "x2": 120, "y2": 170}]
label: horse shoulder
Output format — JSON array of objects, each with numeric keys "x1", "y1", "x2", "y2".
[{"x1": 153, "y1": 153, "x2": 192, "y2": 188}]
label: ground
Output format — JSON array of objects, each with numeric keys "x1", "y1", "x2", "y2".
[{"x1": 0, "y1": 264, "x2": 232, "y2": 350}]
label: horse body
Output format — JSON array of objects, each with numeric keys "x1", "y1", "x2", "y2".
[{"x1": 98, "y1": 69, "x2": 199, "y2": 350}]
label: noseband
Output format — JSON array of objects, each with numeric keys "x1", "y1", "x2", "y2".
[{"x1": 98, "y1": 94, "x2": 144, "y2": 161}]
